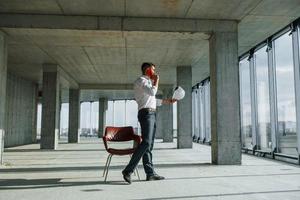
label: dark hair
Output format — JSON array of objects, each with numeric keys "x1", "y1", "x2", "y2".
[{"x1": 141, "y1": 62, "x2": 155, "y2": 74}]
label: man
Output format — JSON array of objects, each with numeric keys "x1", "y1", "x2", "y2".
[{"x1": 122, "y1": 62, "x2": 176, "y2": 184}]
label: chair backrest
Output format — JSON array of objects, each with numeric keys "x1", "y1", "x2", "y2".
[{"x1": 104, "y1": 126, "x2": 136, "y2": 142}]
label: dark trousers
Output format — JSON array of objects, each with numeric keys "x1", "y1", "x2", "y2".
[{"x1": 123, "y1": 109, "x2": 156, "y2": 176}]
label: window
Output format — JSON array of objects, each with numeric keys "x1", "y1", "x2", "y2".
[
  {"x1": 105, "y1": 100, "x2": 139, "y2": 130},
  {"x1": 106, "y1": 101, "x2": 114, "y2": 126},
  {"x1": 173, "y1": 101, "x2": 177, "y2": 137},
  {"x1": 199, "y1": 86, "x2": 205, "y2": 142},
  {"x1": 60, "y1": 103, "x2": 69, "y2": 137},
  {"x1": 240, "y1": 58, "x2": 253, "y2": 149},
  {"x1": 192, "y1": 89, "x2": 199, "y2": 141},
  {"x1": 274, "y1": 32, "x2": 297, "y2": 156},
  {"x1": 204, "y1": 82, "x2": 211, "y2": 142},
  {"x1": 254, "y1": 46, "x2": 271, "y2": 151},
  {"x1": 80, "y1": 102, "x2": 98, "y2": 136},
  {"x1": 36, "y1": 103, "x2": 42, "y2": 139},
  {"x1": 192, "y1": 90, "x2": 196, "y2": 139},
  {"x1": 125, "y1": 100, "x2": 139, "y2": 133},
  {"x1": 113, "y1": 100, "x2": 125, "y2": 126},
  {"x1": 192, "y1": 80, "x2": 211, "y2": 143}
]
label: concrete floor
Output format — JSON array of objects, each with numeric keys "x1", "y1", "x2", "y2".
[{"x1": 0, "y1": 138, "x2": 300, "y2": 200}]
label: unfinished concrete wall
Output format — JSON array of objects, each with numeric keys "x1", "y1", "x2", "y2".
[{"x1": 4, "y1": 73, "x2": 37, "y2": 147}]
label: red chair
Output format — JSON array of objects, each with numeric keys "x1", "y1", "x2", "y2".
[{"x1": 102, "y1": 126, "x2": 142, "y2": 182}]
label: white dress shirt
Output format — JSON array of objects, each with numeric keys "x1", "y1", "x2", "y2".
[{"x1": 134, "y1": 75, "x2": 162, "y2": 110}]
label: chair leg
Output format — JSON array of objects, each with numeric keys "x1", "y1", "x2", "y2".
[
  {"x1": 104, "y1": 154, "x2": 112, "y2": 182},
  {"x1": 103, "y1": 154, "x2": 110, "y2": 177}
]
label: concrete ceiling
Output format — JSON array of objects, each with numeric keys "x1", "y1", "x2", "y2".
[
  {"x1": 5, "y1": 28, "x2": 209, "y2": 86},
  {"x1": 0, "y1": 0, "x2": 299, "y2": 100}
]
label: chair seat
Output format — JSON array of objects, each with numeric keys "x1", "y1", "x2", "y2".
[{"x1": 107, "y1": 148, "x2": 136, "y2": 155}]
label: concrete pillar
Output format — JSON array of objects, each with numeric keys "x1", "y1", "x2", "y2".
[
  {"x1": 98, "y1": 98, "x2": 108, "y2": 137},
  {"x1": 177, "y1": 66, "x2": 193, "y2": 148},
  {"x1": 155, "y1": 94, "x2": 163, "y2": 139},
  {"x1": 41, "y1": 64, "x2": 60, "y2": 149},
  {"x1": 31, "y1": 84, "x2": 38, "y2": 143},
  {"x1": 0, "y1": 32, "x2": 7, "y2": 164},
  {"x1": 68, "y1": 89, "x2": 80, "y2": 143},
  {"x1": 162, "y1": 88, "x2": 174, "y2": 142},
  {"x1": 209, "y1": 31, "x2": 241, "y2": 165}
]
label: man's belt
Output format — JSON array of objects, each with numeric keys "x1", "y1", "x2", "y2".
[{"x1": 139, "y1": 108, "x2": 156, "y2": 112}]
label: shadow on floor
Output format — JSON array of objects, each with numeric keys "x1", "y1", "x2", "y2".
[
  {"x1": 4, "y1": 149, "x2": 107, "y2": 153},
  {"x1": 4, "y1": 146, "x2": 177, "y2": 153},
  {"x1": 0, "y1": 163, "x2": 210, "y2": 173},
  {"x1": 132, "y1": 189, "x2": 300, "y2": 200},
  {"x1": 0, "y1": 178, "x2": 127, "y2": 190},
  {"x1": 165, "y1": 172, "x2": 300, "y2": 181}
]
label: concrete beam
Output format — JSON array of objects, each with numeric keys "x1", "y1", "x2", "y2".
[
  {"x1": 0, "y1": 31, "x2": 7, "y2": 165},
  {"x1": 209, "y1": 31, "x2": 241, "y2": 165},
  {"x1": 59, "y1": 67, "x2": 79, "y2": 89},
  {"x1": 0, "y1": 14, "x2": 237, "y2": 33}
]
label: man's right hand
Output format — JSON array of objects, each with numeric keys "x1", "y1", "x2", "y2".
[{"x1": 152, "y1": 74, "x2": 159, "y2": 86}]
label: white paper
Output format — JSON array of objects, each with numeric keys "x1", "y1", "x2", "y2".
[{"x1": 172, "y1": 86, "x2": 185, "y2": 100}]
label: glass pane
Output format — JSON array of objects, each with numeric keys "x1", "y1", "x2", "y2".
[
  {"x1": 192, "y1": 89, "x2": 198, "y2": 141},
  {"x1": 80, "y1": 102, "x2": 91, "y2": 136},
  {"x1": 193, "y1": 89, "x2": 198, "y2": 140},
  {"x1": 126, "y1": 100, "x2": 139, "y2": 133},
  {"x1": 204, "y1": 82, "x2": 211, "y2": 142},
  {"x1": 106, "y1": 101, "x2": 114, "y2": 126},
  {"x1": 274, "y1": 32, "x2": 297, "y2": 156},
  {"x1": 192, "y1": 90, "x2": 195, "y2": 139},
  {"x1": 91, "y1": 102, "x2": 99, "y2": 135},
  {"x1": 195, "y1": 88, "x2": 201, "y2": 141},
  {"x1": 240, "y1": 58, "x2": 253, "y2": 149},
  {"x1": 114, "y1": 100, "x2": 125, "y2": 126},
  {"x1": 36, "y1": 103, "x2": 42, "y2": 139},
  {"x1": 254, "y1": 46, "x2": 271, "y2": 151},
  {"x1": 173, "y1": 102, "x2": 177, "y2": 137},
  {"x1": 60, "y1": 103, "x2": 69, "y2": 137},
  {"x1": 199, "y1": 86, "x2": 205, "y2": 141}
]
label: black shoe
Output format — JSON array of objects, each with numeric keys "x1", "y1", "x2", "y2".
[
  {"x1": 146, "y1": 174, "x2": 165, "y2": 181},
  {"x1": 122, "y1": 171, "x2": 131, "y2": 184}
]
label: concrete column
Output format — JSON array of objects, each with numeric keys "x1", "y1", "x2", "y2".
[
  {"x1": 177, "y1": 66, "x2": 193, "y2": 148},
  {"x1": 98, "y1": 98, "x2": 108, "y2": 137},
  {"x1": 31, "y1": 84, "x2": 38, "y2": 143},
  {"x1": 0, "y1": 32, "x2": 7, "y2": 164},
  {"x1": 162, "y1": 88, "x2": 174, "y2": 142},
  {"x1": 209, "y1": 31, "x2": 241, "y2": 164},
  {"x1": 41, "y1": 64, "x2": 60, "y2": 149},
  {"x1": 155, "y1": 94, "x2": 163, "y2": 139},
  {"x1": 68, "y1": 89, "x2": 80, "y2": 143}
]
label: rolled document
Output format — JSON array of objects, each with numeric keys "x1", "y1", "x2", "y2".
[{"x1": 172, "y1": 86, "x2": 185, "y2": 100}]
